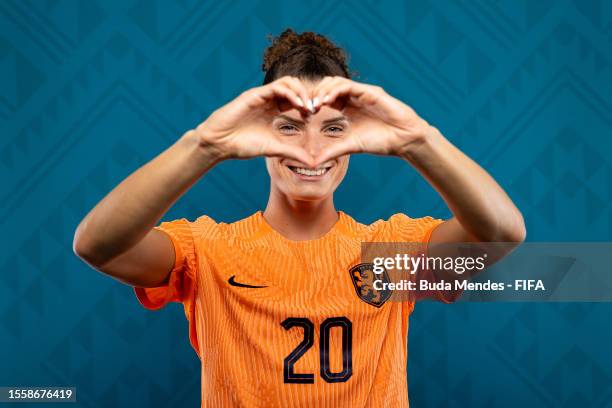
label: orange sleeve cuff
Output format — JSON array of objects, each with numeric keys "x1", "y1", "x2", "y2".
[{"x1": 134, "y1": 225, "x2": 186, "y2": 310}]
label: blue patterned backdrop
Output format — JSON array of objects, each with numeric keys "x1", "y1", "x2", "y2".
[{"x1": 1, "y1": 0, "x2": 611, "y2": 407}]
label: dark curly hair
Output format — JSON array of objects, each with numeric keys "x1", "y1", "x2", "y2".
[{"x1": 262, "y1": 28, "x2": 352, "y2": 85}]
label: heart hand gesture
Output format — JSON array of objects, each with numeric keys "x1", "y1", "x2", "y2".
[
  {"x1": 195, "y1": 76, "x2": 315, "y2": 166},
  {"x1": 309, "y1": 76, "x2": 433, "y2": 165}
]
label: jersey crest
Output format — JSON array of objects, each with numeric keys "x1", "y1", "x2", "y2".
[{"x1": 349, "y1": 263, "x2": 392, "y2": 307}]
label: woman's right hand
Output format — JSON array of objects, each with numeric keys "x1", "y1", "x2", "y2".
[
  {"x1": 74, "y1": 81, "x2": 315, "y2": 288},
  {"x1": 194, "y1": 76, "x2": 315, "y2": 166}
]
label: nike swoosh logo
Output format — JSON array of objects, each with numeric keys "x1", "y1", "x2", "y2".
[{"x1": 228, "y1": 275, "x2": 268, "y2": 288}]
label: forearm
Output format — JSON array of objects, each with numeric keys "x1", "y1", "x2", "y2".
[
  {"x1": 401, "y1": 126, "x2": 525, "y2": 242},
  {"x1": 73, "y1": 130, "x2": 219, "y2": 265}
]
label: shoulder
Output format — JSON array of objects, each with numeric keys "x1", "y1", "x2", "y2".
[
  {"x1": 190, "y1": 212, "x2": 267, "y2": 243},
  {"x1": 342, "y1": 212, "x2": 444, "y2": 242},
  {"x1": 162, "y1": 212, "x2": 282, "y2": 244},
  {"x1": 156, "y1": 214, "x2": 221, "y2": 243}
]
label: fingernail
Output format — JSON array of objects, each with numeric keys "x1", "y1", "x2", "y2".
[
  {"x1": 297, "y1": 98, "x2": 304, "y2": 107},
  {"x1": 322, "y1": 94, "x2": 329, "y2": 104},
  {"x1": 313, "y1": 97, "x2": 320, "y2": 108},
  {"x1": 307, "y1": 99, "x2": 314, "y2": 112}
]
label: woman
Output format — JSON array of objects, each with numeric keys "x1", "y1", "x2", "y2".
[{"x1": 73, "y1": 29, "x2": 525, "y2": 407}]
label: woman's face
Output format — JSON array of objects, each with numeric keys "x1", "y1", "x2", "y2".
[{"x1": 265, "y1": 79, "x2": 350, "y2": 202}]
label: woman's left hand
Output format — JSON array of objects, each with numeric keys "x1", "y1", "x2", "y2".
[{"x1": 310, "y1": 76, "x2": 433, "y2": 165}]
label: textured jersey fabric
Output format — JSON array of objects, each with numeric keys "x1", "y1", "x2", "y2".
[{"x1": 134, "y1": 211, "x2": 445, "y2": 407}]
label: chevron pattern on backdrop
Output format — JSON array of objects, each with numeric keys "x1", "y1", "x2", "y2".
[{"x1": 1, "y1": 1, "x2": 611, "y2": 407}]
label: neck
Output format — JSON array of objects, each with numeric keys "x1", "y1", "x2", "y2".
[{"x1": 263, "y1": 188, "x2": 339, "y2": 241}]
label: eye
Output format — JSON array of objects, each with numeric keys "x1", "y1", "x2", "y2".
[
  {"x1": 278, "y1": 124, "x2": 299, "y2": 135},
  {"x1": 325, "y1": 125, "x2": 344, "y2": 136}
]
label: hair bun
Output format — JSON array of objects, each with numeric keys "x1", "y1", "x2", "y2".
[{"x1": 262, "y1": 28, "x2": 348, "y2": 73}]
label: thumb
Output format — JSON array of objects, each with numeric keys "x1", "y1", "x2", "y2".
[
  {"x1": 315, "y1": 138, "x2": 361, "y2": 167},
  {"x1": 264, "y1": 140, "x2": 315, "y2": 167}
]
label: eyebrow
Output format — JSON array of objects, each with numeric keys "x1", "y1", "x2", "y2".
[
  {"x1": 322, "y1": 116, "x2": 349, "y2": 125},
  {"x1": 274, "y1": 114, "x2": 349, "y2": 125}
]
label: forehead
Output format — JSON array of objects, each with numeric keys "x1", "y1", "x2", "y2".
[
  {"x1": 276, "y1": 105, "x2": 345, "y2": 123},
  {"x1": 300, "y1": 78, "x2": 320, "y2": 90}
]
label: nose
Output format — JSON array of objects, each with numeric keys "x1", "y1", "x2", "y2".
[{"x1": 301, "y1": 130, "x2": 327, "y2": 160}]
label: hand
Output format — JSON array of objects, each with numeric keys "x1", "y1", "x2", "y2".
[
  {"x1": 195, "y1": 76, "x2": 315, "y2": 166},
  {"x1": 310, "y1": 77, "x2": 433, "y2": 165}
]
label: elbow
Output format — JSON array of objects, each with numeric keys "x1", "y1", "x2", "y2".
[
  {"x1": 73, "y1": 240, "x2": 91, "y2": 264},
  {"x1": 72, "y1": 224, "x2": 104, "y2": 267},
  {"x1": 512, "y1": 223, "x2": 527, "y2": 244},
  {"x1": 72, "y1": 229, "x2": 92, "y2": 264},
  {"x1": 500, "y1": 212, "x2": 527, "y2": 244}
]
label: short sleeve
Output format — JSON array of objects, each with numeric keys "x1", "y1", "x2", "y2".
[
  {"x1": 417, "y1": 218, "x2": 464, "y2": 304},
  {"x1": 386, "y1": 213, "x2": 444, "y2": 243},
  {"x1": 134, "y1": 218, "x2": 199, "y2": 310},
  {"x1": 386, "y1": 213, "x2": 462, "y2": 304}
]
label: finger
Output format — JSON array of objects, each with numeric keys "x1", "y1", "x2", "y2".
[
  {"x1": 315, "y1": 138, "x2": 361, "y2": 166},
  {"x1": 312, "y1": 76, "x2": 347, "y2": 111},
  {"x1": 312, "y1": 77, "x2": 347, "y2": 104},
  {"x1": 271, "y1": 76, "x2": 310, "y2": 114},
  {"x1": 271, "y1": 83, "x2": 306, "y2": 111},
  {"x1": 265, "y1": 140, "x2": 315, "y2": 167},
  {"x1": 314, "y1": 81, "x2": 352, "y2": 113},
  {"x1": 257, "y1": 82, "x2": 306, "y2": 112},
  {"x1": 322, "y1": 82, "x2": 368, "y2": 108},
  {"x1": 311, "y1": 76, "x2": 335, "y2": 110},
  {"x1": 281, "y1": 76, "x2": 312, "y2": 114}
]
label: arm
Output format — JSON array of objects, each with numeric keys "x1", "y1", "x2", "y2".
[
  {"x1": 310, "y1": 76, "x2": 525, "y2": 246},
  {"x1": 401, "y1": 126, "x2": 526, "y2": 245},
  {"x1": 72, "y1": 132, "x2": 219, "y2": 287},
  {"x1": 73, "y1": 76, "x2": 313, "y2": 288},
  {"x1": 308, "y1": 77, "x2": 525, "y2": 294}
]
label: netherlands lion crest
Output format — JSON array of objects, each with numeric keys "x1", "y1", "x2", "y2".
[{"x1": 349, "y1": 263, "x2": 392, "y2": 307}]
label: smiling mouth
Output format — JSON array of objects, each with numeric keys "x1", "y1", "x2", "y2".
[{"x1": 288, "y1": 165, "x2": 332, "y2": 177}]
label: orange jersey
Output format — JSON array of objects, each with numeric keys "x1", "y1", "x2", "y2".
[{"x1": 134, "y1": 211, "x2": 443, "y2": 407}]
